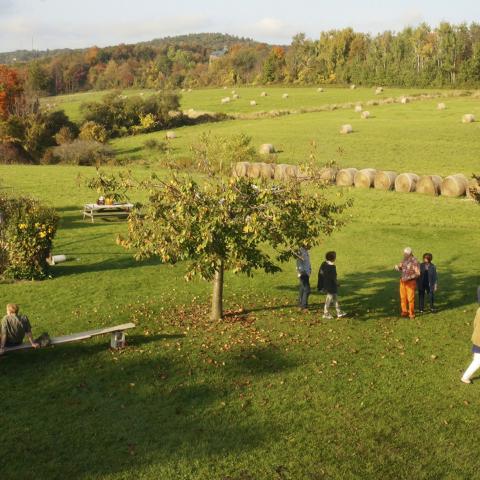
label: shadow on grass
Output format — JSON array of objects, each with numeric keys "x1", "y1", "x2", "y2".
[
  {"x1": 53, "y1": 255, "x2": 161, "y2": 277},
  {"x1": 0, "y1": 340, "x2": 286, "y2": 479}
]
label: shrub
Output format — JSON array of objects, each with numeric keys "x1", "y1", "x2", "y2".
[
  {"x1": 190, "y1": 132, "x2": 257, "y2": 175},
  {"x1": 51, "y1": 140, "x2": 113, "y2": 166},
  {"x1": 0, "y1": 194, "x2": 59, "y2": 280},
  {"x1": 55, "y1": 126, "x2": 75, "y2": 145},
  {"x1": 143, "y1": 138, "x2": 168, "y2": 152},
  {"x1": 79, "y1": 121, "x2": 108, "y2": 143}
]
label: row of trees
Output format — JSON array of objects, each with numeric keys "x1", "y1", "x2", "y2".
[{"x1": 7, "y1": 23, "x2": 480, "y2": 96}]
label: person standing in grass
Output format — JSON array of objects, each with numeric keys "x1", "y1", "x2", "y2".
[
  {"x1": 461, "y1": 288, "x2": 480, "y2": 384},
  {"x1": 317, "y1": 251, "x2": 346, "y2": 319},
  {"x1": 417, "y1": 253, "x2": 438, "y2": 313},
  {"x1": 296, "y1": 245, "x2": 311, "y2": 311},
  {"x1": 395, "y1": 247, "x2": 420, "y2": 319},
  {"x1": 0, "y1": 304, "x2": 39, "y2": 355}
]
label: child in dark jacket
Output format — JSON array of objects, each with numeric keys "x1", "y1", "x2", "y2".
[
  {"x1": 317, "y1": 251, "x2": 346, "y2": 319},
  {"x1": 417, "y1": 253, "x2": 438, "y2": 313}
]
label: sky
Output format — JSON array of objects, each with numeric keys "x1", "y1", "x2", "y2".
[{"x1": 1, "y1": 0, "x2": 480, "y2": 52}]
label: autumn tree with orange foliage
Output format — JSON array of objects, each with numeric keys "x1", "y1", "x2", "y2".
[{"x1": 0, "y1": 66, "x2": 24, "y2": 120}]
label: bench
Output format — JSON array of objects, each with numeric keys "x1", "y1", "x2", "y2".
[
  {"x1": 83, "y1": 203, "x2": 134, "y2": 223},
  {"x1": 4, "y1": 322, "x2": 136, "y2": 353}
]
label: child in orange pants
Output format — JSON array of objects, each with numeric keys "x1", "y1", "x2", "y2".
[{"x1": 395, "y1": 247, "x2": 420, "y2": 319}]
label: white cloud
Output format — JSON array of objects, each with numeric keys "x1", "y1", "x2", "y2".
[
  {"x1": 0, "y1": 15, "x2": 214, "y2": 51},
  {"x1": 248, "y1": 17, "x2": 297, "y2": 42}
]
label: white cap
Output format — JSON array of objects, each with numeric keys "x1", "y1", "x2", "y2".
[{"x1": 404, "y1": 247, "x2": 412, "y2": 255}]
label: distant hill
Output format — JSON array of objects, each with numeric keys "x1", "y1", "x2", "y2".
[{"x1": 0, "y1": 33, "x2": 262, "y2": 65}]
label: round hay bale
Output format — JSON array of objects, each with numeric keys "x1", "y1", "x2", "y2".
[
  {"x1": 260, "y1": 91, "x2": 268, "y2": 97},
  {"x1": 437, "y1": 102, "x2": 446, "y2": 110},
  {"x1": 231, "y1": 90, "x2": 236, "y2": 95},
  {"x1": 416, "y1": 175, "x2": 443, "y2": 196},
  {"x1": 233, "y1": 161, "x2": 251, "y2": 178},
  {"x1": 340, "y1": 124, "x2": 353, "y2": 134},
  {"x1": 317, "y1": 87, "x2": 324, "y2": 92},
  {"x1": 354, "y1": 168, "x2": 377, "y2": 189},
  {"x1": 395, "y1": 173, "x2": 420, "y2": 193},
  {"x1": 221, "y1": 97, "x2": 231, "y2": 104},
  {"x1": 400, "y1": 96, "x2": 409, "y2": 104},
  {"x1": 319, "y1": 167, "x2": 338, "y2": 184},
  {"x1": 282, "y1": 93, "x2": 289, "y2": 99},
  {"x1": 350, "y1": 84, "x2": 356, "y2": 90},
  {"x1": 354, "y1": 105, "x2": 363, "y2": 113},
  {"x1": 374, "y1": 171, "x2": 398, "y2": 191},
  {"x1": 361, "y1": 111, "x2": 370, "y2": 119},
  {"x1": 285, "y1": 164, "x2": 299, "y2": 179},
  {"x1": 259, "y1": 143, "x2": 276, "y2": 155},
  {"x1": 336, "y1": 168, "x2": 358, "y2": 187},
  {"x1": 274, "y1": 164, "x2": 290, "y2": 181},
  {"x1": 247, "y1": 163, "x2": 261, "y2": 179},
  {"x1": 223, "y1": 86, "x2": 228, "y2": 90},
  {"x1": 441, "y1": 174, "x2": 469, "y2": 197},
  {"x1": 462, "y1": 114, "x2": 475, "y2": 123},
  {"x1": 375, "y1": 87, "x2": 383, "y2": 95},
  {"x1": 258, "y1": 162, "x2": 274, "y2": 180},
  {"x1": 250, "y1": 100, "x2": 257, "y2": 106},
  {"x1": 232, "y1": 94, "x2": 240, "y2": 100},
  {"x1": 166, "y1": 131, "x2": 176, "y2": 140}
]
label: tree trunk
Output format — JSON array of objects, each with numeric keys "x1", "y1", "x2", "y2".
[{"x1": 210, "y1": 261, "x2": 224, "y2": 320}]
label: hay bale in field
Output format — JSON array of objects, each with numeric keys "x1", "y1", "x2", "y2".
[
  {"x1": 188, "y1": 88, "x2": 192, "y2": 92},
  {"x1": 340, "y1": 124, "x2": 353, "y2": 134},
  {"x1": 361, "y1": 111, "x2": 370, "y2": 119},
  {"x1": 350, "y1": 84, "x2": 356, "y2": 90},
  {"x1": 232, "y1": 94, "x2": 240, "y2": 100},
  {"x1": 247, "y1": 162, "x2": 261, "y2": 179},
  {"x1": 233, "y1": 161, "x2": 251, "y2": 178},
  {"x1": 221, "y1": 97, "x2": 231, "y2": 104},
  {"x1": 259, "y1": 143, "x2": 276, "y2": 155},
  {"x1": 462, "y1": 114, "x2": 475, "y2": 123},
  {"x1": 395, "y1": 173, "x2": 420, "y2": 193},
  {"x1": 319, "y1": 167, "x2": 338, "y2": 184},
  {"x1": 416, "y1": 175, "x2": 443, "y2": 196},
  {"x1": 317, "y1": 87, "x2": 324, "y2": 92},
  {"x1": 223, "y1": 86, "x2": 228, "y2": 90},
  {"x1": 258, "y1": 162, "x2": 274, "y2": 180},
  {"x1": 166, "y1": 131, "x2": 176, "y2": 140},
  {"x1": 274, "y1": 164, "x2": 290, "y2": 181},
  {"x1": 250, "y1": 100, "x2": 257, "y2": 106},
  {"x1": 375, "y1": 87, "x2": 383, "y2": 95},
  {"x1": 261, "y1": 91, "x2": 268, "y2": 97},
  {"x1": 354, "y1": 168, "x2": 377, "y2": 189},
  {"x1": 354, "y1": 105, "x2": 363, "y2": 113},
  {"x1": 374, "y1": 171, "x2": 398, "y2": 190},
  {"x1": 285, "y1": 164, "x2": 299, "y2": 179},
  {"x1": 231, "y1": 90, "x2": 236, "y2": 95},
  {"x1": 441, "y1": 174, "x2": 469, "y2": 197},
  {"x1": 336, "y1": 168, "x2": 358, "y2": 187},
  {"x1": 437, "y1": 102, "x2": 446, "y2": 110},
  {"x1": 282, "y1": 93, "x2": 289, "y2": 99},
  {"x1": 400, "y1": 96, "x2": 410, "y2": 104}
]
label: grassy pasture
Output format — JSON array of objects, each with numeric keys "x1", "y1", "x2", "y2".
[
  {"x1": 112, "y1": 95, "x2": 480, "y2": 176},
  {"x1": 2, "y1": 87, "x2": 480, "y2": 479},
  {"x1": 44, "y1": 85, "x2": 443, "y2": 122}
]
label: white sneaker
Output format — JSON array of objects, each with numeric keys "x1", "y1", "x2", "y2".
[
  {"x1": 337, "y1": 311, "x2": 347, "y2": 318},
  {"x1": 323, "y1": 313, "x2": 333, "y2": 319}
]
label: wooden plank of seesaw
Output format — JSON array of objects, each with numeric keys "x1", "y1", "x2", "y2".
[
  {"x1": 51, "y1": 323, "x2": 136, "y2": 345},
  {"x1": 4, "y1": 323, "x2": 136, "y2": 352}
]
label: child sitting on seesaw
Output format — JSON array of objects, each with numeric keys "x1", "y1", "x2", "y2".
[{"x1": 0, "y1": 304, "x2": 39, "y2": 355}]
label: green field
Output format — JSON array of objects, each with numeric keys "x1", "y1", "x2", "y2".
[{"x1": 2, "y1": 87, "x2": 480, "y2": 479}]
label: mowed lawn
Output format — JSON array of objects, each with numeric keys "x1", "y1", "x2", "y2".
[
  {"x1": 0, "y1": 164, "x2": 479, "y2": 480},
  {"x1": 112, "y1": 95, "x2": 480, "y2": 176}
]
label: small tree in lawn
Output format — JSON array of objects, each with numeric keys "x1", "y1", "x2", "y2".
[{"x1": 117, "y1": 162, "x2": 350, "y2": 320}]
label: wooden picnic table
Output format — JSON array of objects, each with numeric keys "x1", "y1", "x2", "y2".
[{"x1": 83, "y1": 203, "x2": 134, "y2": 223}]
